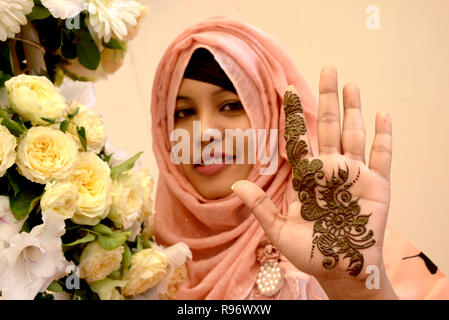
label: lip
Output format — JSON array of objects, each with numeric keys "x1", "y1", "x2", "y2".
[
  {"x1": 193, "y1": 152, "x2": 235, "y2": 176},
  {"x1": 194, "y1": 163, "x2": 228, "y2": 175}
]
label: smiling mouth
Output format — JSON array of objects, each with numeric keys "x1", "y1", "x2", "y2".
[{"x1": 194, "y1": 153, "x2": 235, "y2": 167}]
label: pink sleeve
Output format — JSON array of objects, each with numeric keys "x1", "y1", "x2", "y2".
[{"x1": 383, "y1": 226, "x2": 449, "y2": 299}]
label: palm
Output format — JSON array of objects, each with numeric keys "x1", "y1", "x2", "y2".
[{"x1": 234, "y1": 66, "x2": 392, "y2": 282}]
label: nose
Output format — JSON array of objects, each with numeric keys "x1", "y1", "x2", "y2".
[{"x1": 199, "y1": 111, "x2": 223, "y2": 146}]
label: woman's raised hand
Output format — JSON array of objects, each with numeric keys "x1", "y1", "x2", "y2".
[{"x1": 232, "y1": 66, "x2": 397, "y2": 299}]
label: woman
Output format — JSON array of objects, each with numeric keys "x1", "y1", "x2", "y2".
[{"x1": 150, "y1": 16, "x2": 449, "y2": 299}]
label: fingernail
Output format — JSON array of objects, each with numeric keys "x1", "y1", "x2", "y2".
[{"x1": 231, "y1": 181, "x2": 241, "y2": 191}]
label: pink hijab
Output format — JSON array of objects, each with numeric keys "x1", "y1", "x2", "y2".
[
  {"x1": 151, "y1": 15, "x2": 322, "y2": 299},
  {"x1": 151, "y1": 16, "x2": 449, "y2": 300}
]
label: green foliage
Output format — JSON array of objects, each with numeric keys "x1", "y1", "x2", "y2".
[
  {"x1": 110, "y1": 152, "x2": 143, "y2": 178},
  {"x1": 27, "y1": 6, "x2": 51, "y2": 21},
  {"x1": 6, "y1": 167, "x2": 44, "y2": 221},
  {"x1": 91, "y1": 223, "x2": 115, "y2": 236},
  {"x1": 47, "y1": 281, "x2": 64, "y2": 293},
  {"x1": 102, "y1": 38, "x2": 126, "y2": 51},
  {"x1": 76, "y1": 32, "x2": 101, "y2": 70},
  {"x1": 0, "y1": 109, "x2": 25, "y2": 136},
  {"x1": 61, "y1": 30, "x2": 77, "y2": 60},
  {"x1": 59, "y1": 119, "x2": 69, "y2": 132},
  {"x1": 0, "y1": 44, "x2": 14, "y2": 86},
  {"x1": 97, "y1": 232, "x2": 130, "y2": 251},
  {"x1": 62, "y1": 233, "x2": 96, "y2": 247},
  {"x1": 77, "y1": 126, "x2": 87, "y2": 151}
]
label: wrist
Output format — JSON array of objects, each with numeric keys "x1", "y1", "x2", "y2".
[{"x1": 316, "y1": 264, "x2": 397, "y2": 300}]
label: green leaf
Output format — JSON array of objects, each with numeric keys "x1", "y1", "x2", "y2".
[
  {"x1": 121, "y1": 243, "x2": 132, "y2": 276},
  {"x1": 77, "y1": 126, "x2": 87, "y2": 151},
  {"x1": 67, "y1": 107, "x2": 80, "y2": 119},
  {"x1": 60, "y1": 119, "x2": 69, "y2": 133},
  {"x1": 88, "y1": 278, "x2": 126, "y2": 300},
  {"x1": 76, "y1": 32, "x2": 101, "y2": 70},
  {"x1": 142, "y1": 238, "x2": 152, "y2": 249},
  {"x1": 61, "y1": 30, "x2": 77, "y2": 59},
  {"x1": 65, "y1": 220, "x2": 82, "y2": 231},
  {"x1": 47, "y1": 281, "x2": 63, "y2": 293},
  {"x1": 9, "y1": 191, "x2": 41, "y2": 221},
  {"x1": 136, "y1": 235, "x2": 143, "y2": 252},
  {"x1": 12, "y1": 114, "x2": 28, "y2": 132},
  {"x1": 20, "y1": 220, "x2": 30, "y2": 233},
  {"x1": 102, "y1": 38, "x2": 126, "y2": 50},
  {"x1": 91, "y1": 224, "x2": 114, "y2": 236},
  {"x1": 97, "y1": 233, "x2": 130, "y2": 250},
  {"x1": 0, "y1": 71, "x2": 12, "y2": 87},
  {"x1": 108, "y1": 270, "x2": 122, "y2": 280},
  {"x1": 6, "y1": 170, "x2": 20, "y2": 197},
  {"x1": 27, "y1": 6, "x2": 51, "y2": 20},
  {"x1": 0, "y1": 44, "x2": 13, "y2": 77},
  {"x1": 41, "y1": 117, "x2": 56, "y2": 124},
  {"x1": 0, "y1": 110, "x2": 24, "y2": 136},
  {"x1": 110, "y1": 152, "x2": 143, "y2": 178},
  {"x1": 62, "y1": 233, "x2": 96, "y2": 247}
]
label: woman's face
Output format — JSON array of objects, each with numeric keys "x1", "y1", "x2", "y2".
[{"x1": 174, "y1": 78, "x2": 253, "y2": 199}]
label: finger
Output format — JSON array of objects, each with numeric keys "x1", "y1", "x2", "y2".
[
  {"x1": 368, "y1": 113, "x2": 392, "y2": 180},
  {"x1": 318, "y1": 66, "x2": 342, "y2": 155},
  {"x1": 232, "y1": 180, "x2": 287, "y2": 242},
  {"x1": 342, "y1": 83, "x2": 366, "y2": 162},
  {"x1": 283, "y1": 85, "x2": 314, "y2": 160}
]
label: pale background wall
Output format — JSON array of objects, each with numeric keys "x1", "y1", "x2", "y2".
[{"x1": 93, "y1": 0, "x2": 449, "y2": 275}]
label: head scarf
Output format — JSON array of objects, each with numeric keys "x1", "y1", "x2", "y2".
[
  {"x1": 150, "y1": 15, "x2": 320, "y2": 299},
  {"x1": 183, "y1": 47, "x2": 237, "y2": 94}
]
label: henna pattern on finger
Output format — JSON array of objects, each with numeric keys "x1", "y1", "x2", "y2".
[{"x1": 283, "y1": 88, "x2": 375, "y2": 276}]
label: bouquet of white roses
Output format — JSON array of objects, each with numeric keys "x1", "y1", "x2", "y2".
[
  {"x1": 0, "y1": 75, "x2": 191, "y2": 300},
  {"x1": 0, "y1": 0, "x2": 148, "y2": 84}
]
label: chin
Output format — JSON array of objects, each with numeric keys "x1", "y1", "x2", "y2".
[
  {"x1": 196, "y1": 186, "x2": 233, "y2": 199},
  {"x1": 182, "y1": 164, "x2": 253, "y2": 200}
]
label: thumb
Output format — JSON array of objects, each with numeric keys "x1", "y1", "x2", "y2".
[{"x1": 232, "y1": 180, "x2": 287, "y2": 240}]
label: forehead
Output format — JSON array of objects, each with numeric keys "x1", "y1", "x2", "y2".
[{"x1": 177, "y1": 78, "x2": 238, "y2": 101}]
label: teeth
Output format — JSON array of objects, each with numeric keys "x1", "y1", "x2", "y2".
[
  {"x1": 199, "y1": 155, "x2": 235, "y2": 166},
  {"x1": 201, "y1": 158, "x2": 222, "y2": 166}
]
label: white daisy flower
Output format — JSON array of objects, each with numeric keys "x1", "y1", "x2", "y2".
[
  {"x1": 87, "y1": 0, "x2": 143, "y2": 42},
  {"x1": 0, "y1": 0, "x2": 34, "y2": 42},
  {"x1": 41, "y1": 0, "x2": 86, "y2": 19}
]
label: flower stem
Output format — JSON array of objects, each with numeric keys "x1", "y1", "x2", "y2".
[{"x1": 19, "y1": 22, "x2": 47, "y2": 75}]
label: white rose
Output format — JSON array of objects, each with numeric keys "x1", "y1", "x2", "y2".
[
  {"x1": 122, "y1": 248, "x2": 169, "y2": 297},
  {"x1": 0, "y1": 124, "x2": 17, "y2": 177},
  {"x1": 141, "y1": 215, "x2": 154, "y2": 240},
  {"x1": 67, "y1": 102, "x2": 106, "y2": 154},
  {"x1": 40, "y1": 182, "x2": 79, "y2": 219},
  {"x1": 79, "y1": 241, "x2": 124, "y2": 282},
  {"x1": 5, "y1": 75, "x2": 67, "y2": 125},
  {"x1": 108, "y1": 171, "x2": 144, "y2": 230},
  {"x1": 137, "y1": 169, "x2": 153, "y2": 219},
  {"x1": 67, "y1": 152, "x2": 112, "y2": 226},
  {"x1": 16, "y1": 126, "x2": 79, "y2": 184}
]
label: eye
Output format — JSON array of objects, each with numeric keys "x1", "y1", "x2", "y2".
[
  {"x1": 220, "y1": 101, "x2": 244, "y2": 112},
  {"x1": 174, "y1": 108, "x2": 196, "y2": 119}
]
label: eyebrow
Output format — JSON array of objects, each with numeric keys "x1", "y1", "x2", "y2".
[{"x1": 176, "y1": 87, "x2": 234, "y2": 101}]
